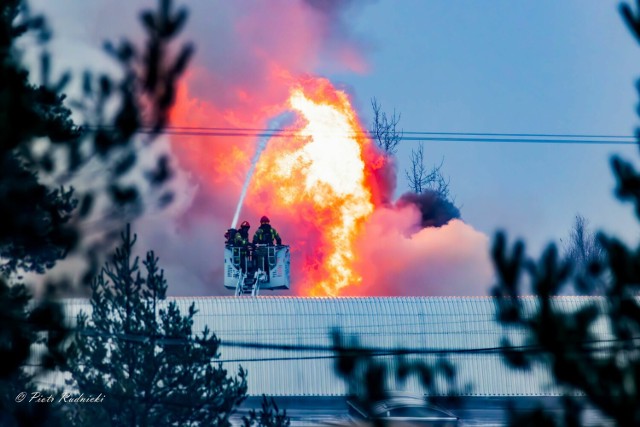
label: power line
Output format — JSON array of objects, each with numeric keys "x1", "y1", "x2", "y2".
[
  {"x1": 87, "y1": 126, "x2": 638, "y2": 145},
  {"x1": 68, "y1": 328, "x2": 635, "y2": 362},
  {"x1": 162, "y1": 133, "x2": 638, "y2": 145},
  {"x1": 20, "y1": 315, "x2": 635, "y2": 365},
  {"x1": 132, "y1": 125, "x2": 638, "y2": 139},
  {"x1": 27, "y1": 327, "x2": 635, "y2": 365},
  {"x1": 402, "y1": 131, "x2": 634, "y2": 139},
  {"x1": 387, "y1": 137, "x2": 635, "y2": 145}
]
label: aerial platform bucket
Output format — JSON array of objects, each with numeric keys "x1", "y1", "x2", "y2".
[{"x1": 224, "y1": 245, "x2": 291, "y2": 291}]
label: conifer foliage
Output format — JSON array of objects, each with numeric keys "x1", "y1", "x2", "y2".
[
  {"x1": 65, "y1": 226, "x2": 248, "y2": 426},
  {"x1": 488, "y1": 4, "x2": 640, "y2": 425},
  {"x1": 1, "y1": 0, "x2": 191, "y2": 424}
]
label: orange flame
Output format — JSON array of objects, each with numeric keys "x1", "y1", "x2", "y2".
[
  {"x1": 162, "y1": 2, "x2": 493, "y2": 297},
  {"x1": 250, "y1": 78, "x2": 378, "y2": 296}
]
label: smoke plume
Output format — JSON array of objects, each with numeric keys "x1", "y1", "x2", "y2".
[
  {"x1": 350, "y1": 204, "x2": 493, "y2": 296},
  {"x1": 31, "y1": 0, "x2": 494, "y2": 297},
  {"x1": 397, "y1": 191, "x2": 461, "y2": 228}
]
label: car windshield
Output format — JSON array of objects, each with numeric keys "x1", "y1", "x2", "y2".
[{"x1": 382, "y1": 406, "x2": 452, "y2": 419}]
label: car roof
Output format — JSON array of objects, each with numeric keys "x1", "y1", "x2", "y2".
[{"x1": 347, "y1": 393, "x2": 458, "y2": 420}]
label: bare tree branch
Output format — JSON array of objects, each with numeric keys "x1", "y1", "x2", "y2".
[
  {"x1": 371, "y1": 98, "x2": 402, "y2": 155},
  {"x1": 561, "y1": 214, "x2": 607, "y2": 294},
  {"x1": 405, "y1": 142, "x2": 451, "y2": 200}
]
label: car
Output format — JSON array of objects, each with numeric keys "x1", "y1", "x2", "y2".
[{"x1": 346, "y1": 393, "x2": 459, "y2": 426}]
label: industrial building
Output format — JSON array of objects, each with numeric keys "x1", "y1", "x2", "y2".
[{"x1": 61, "y1": 296, "x2": 611, "y2": 425}]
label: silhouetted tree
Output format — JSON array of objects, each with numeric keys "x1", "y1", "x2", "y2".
[
  {"x1": 0, "y1": 0, "x2": 192, "y2": 425},
  {"x1": 561, "y1": 214, "x2": 607, "y2": 295},
  {"x1": 332, "y1": 331, "x2": 464, "y2": 427},
  {"x1": 371, "y1": 98, "x2": 402, "y2": 155},
  {"x1": 0, "y1": 0, "x2": 80, "y2": 277},
  {"x1": 242, "y1": 396, "x2": 290, "y2": 427},
  {"x1": 371, "y1": 99, "x2": 455, "y2": 203},
  {"x1": 65, "y1": 226, "x2": 248, "y2": 426},
  {"x1": 406, "y1": 142, "x2": 451, "y2": 200},
  {"x1": 339, "y1": 3, "x2": 640, "y2": 424},
  {"x1": 0, "y1": 278, "x2": 68, "y2": 427},
  {"x1": 563, "y1": 215, "x2": 603, "y2": 266},
  {"x1": 489, "y1": 4, "x2": 640, "y2": 426},
  {"x1": 1, "y1": 0, "x2": 191, "y2": 280}
]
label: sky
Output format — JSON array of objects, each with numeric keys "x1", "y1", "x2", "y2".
[
  {"x1": 329, "y1": 0, "x2": 640, "y2": 252},
  {"x1": 28, "y1": 0, "x2": 640, "y2": 296}
]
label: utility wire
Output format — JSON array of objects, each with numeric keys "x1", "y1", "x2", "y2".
[
  {"x1": 103, "y1": 125, "x2": 638, "y2": 139},
  {"x1": 86, "y1": 126, "x2": 638, "y2": 145},
  {"x1": 159, "y1": 132, "x2": 639, "y2": 145},
  {"x1": 67, "y1": 328, "x2": 634, "y2": 362},
  {"x1": 25, "y1": 331, "x2": 634, "y2": 365}
]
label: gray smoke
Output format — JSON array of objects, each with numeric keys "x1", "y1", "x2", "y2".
[{"x1": 396, "y1": 191, "x2": 461, "y2": 229}]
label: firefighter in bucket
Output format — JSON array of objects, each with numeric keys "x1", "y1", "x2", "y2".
[
  {"x1": 234, "y1": 221, "x2": 252, "y2": 273},
  {"x1": 252, "y1": 216, "x2": 282, "y2": 282}
]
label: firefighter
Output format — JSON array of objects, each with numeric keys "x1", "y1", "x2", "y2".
[
  {"x1": 234, "y1": 221, "x2": 251, "y2": 246},
  {"x1": 224, "y1": 228, "x2": 237, "y2": 245},
  {"x1": 252, "y1": 216, "x2": 282, "y2": 282},
  {"x1": 234, "y1": 221, "x2": 252, "y2": 272},
  {"x1": 252, "y1": 216, "x2": 282, "y2": 246}
]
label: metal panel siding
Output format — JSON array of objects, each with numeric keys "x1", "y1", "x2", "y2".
[{"x1": 58, "y1": 297, "x2": 617, "y2": 397}]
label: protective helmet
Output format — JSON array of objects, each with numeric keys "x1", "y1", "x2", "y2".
[
  {"x1": 260, "y1": 216, "x2": 270, "y2": 224},
  {"x1": 240, "y1": 221, "x2": 250, "y2": 228}
]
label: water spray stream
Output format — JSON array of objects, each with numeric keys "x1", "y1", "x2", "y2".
[{"x1": 231, "y1": 112, "x2": 295, "y2": 229}]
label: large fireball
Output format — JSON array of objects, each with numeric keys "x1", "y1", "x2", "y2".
[
  {"x1": 249, "y1": 79, "x2": 379, "y2": 296},
  {"x1": 158, "y1": 2, "x2": 493, "y2": 297}
]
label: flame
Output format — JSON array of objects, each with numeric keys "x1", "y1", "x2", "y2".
[
  {"x1": 161, "y1": 2, "x2": 494, "y2": 297},
  {"x1": 251, "y1": 78, "x2": 377, "y2": 296}
]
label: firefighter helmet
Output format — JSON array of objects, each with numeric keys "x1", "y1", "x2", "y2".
[
  {"x1": 260, "y1": 216, "x2": 270, "y2": 224},
  {"x1": 240, "y1": 221, "x2": 250, "y2": 228}
]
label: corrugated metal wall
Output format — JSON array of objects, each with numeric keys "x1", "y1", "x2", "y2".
[{"x1": 62, "y1": 296, "x2": 611, "y2": 397}]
